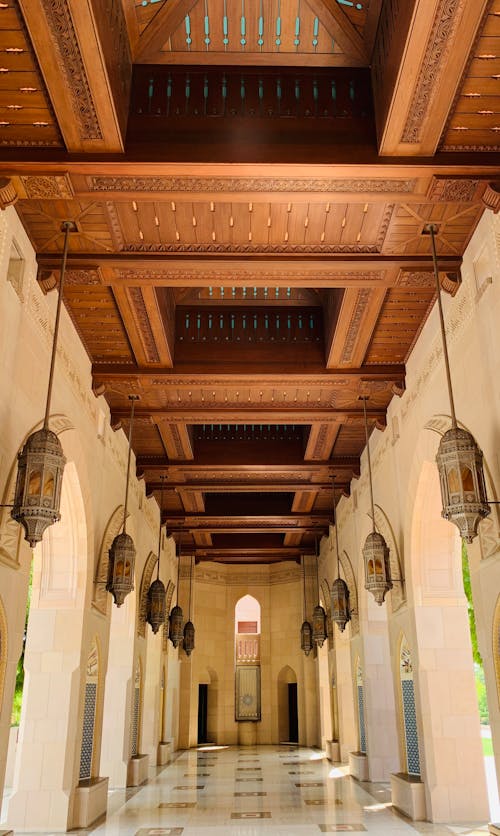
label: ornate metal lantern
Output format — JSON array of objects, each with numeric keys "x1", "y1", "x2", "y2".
[
  {"x1": 331, "y1": 577, "x2": 351, "y2": 632},
  {"x1": 300, "y1": 554, "x2": 313, "y2": 655},
  {"x1": 363, "y1": 530, "x2": 392, "y2": 606},
  {"x1": 107, "y1": 395, "x2": 138, "y2": 607},
  {"x1": 311, "y1": 537, "x2": 327, "y2": 647},
  {"x1": 11, "y1": 221, "x2": 75, "y2": 546},
  {"x1": 331, "y1": 478, "x2": 351, "y2": 632},
  {"x1": 182, "y1": 555, "x2": 196, "y2": 656},
  {"x1": 12, "y1": 428, "x2": 66, "y2": 547},
  {"x1": 183, "y1": 620, "x2": 195, "y2": 656},
  {"x1": 436, "y1": 426, "x2": 490, "y2": 543},
  {"x1": 169, "y1": 604, "x2": 184, "y2": 648},
  {"x1": 426, "y1": 224, "x2": 490, "y2": 542},
  {"x1": 361, "y1": 397, "x2": 392, "y2": 606},
  {"x1": 312, "y1": 604, "x2": 327, "y2": 647},
  {"x1": 147, "y1": 476, "x2": 167, "y2": 633},
  {"x1": 300, "y1": 619, "x2": 313, "y2": 655}
]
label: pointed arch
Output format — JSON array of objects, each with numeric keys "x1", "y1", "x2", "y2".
[
  {"x1": 93, "y1": 505, "x2": 125, "y2": 615},
  {"x1": 137, "y1": 551, "x2": 159, "y2": 638}
]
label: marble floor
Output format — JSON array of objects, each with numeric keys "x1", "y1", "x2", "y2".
[{"x1": 82, "y1": 745, "x2": 490, "y2": 836}]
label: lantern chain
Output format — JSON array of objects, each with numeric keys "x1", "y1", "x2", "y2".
[
  {"x1": 426, "y1": 224, "x2": 457, "y2": 429},
  {"x1": 361, "y1": 396, "x2": 376, "y2": 533}
]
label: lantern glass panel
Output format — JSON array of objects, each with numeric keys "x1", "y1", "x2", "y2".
[
  {"x1": 29, "y1": 470, "x2": 41, "y2": 496},
  {"x1": 43, "y1": 472, "x2": 55, "y2": 497}
]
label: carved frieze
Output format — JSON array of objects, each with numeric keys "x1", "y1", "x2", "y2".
[
  {"x1": 20, "y1": 174, "x2": 74, "y2": 200},
  {"x1": 128, "y1": 287, "x2": 160, "y2": 362},
  {"x1": 341, "y1": 289, "x2": 372, "y2": 363},
  {"x1": 89, "y1": 176, "x2": 416, "y2": 194},
  {"x1": 427, "y1": 177, "x2": 480, "y2": 203}
]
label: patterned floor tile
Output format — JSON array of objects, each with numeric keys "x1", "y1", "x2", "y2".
[{"x1": 230, "y1": 811, "x2": 272, "y2": 819}]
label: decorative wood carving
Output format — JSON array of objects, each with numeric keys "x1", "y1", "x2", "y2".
[
  {"x1": 482, "y1": 183, "x2": 500, "y2": 214},
  {"x1": 90, "y1": 176, "x2": 416, "y2": 194},
  {"x1": 0, "y1": 178, "x2": 18, "y2": 210},
  {"x1": 20, "y1": 173, "x2": 74, "y2": 199},
  {"x1": 427, "y1": 177, "x2": 481, "y2": 203},
  {"x1": 128, "y1": 287, "x2": 161, "y2": 363}
]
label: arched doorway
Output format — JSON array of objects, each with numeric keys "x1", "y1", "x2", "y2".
[{"x1": 277, "y1": 665, "x2": 298, "y2": 743}]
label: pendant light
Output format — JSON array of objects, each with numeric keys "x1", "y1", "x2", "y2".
[
  {"x1": 361, "y1": 397, "x2": 392, "y2": 606},
  {"x1": 106, "y1": 395, "x2": 138, "y2": 607},
  {"x1": 11, "y1": 221, "x2": 76, "y2": 547},
  {"x1": 169, "y1": 542, "x2": 184, "y2": 648},
  {"x1": 182, "y1": 554, "x2": 195, "y2": 656},
  {"x1": 331, "y1": 478, "x2": 351, "y2": 632},
  {"x1": 312, "y1": 537, "x2": 327, "y2": 647},
  {"x1": 300, "y1": 555, "x2": 313, "y2": 655},
  {"x1": 146, "y1": 475, "x2": 167, "y2": 634},
  {"x1": 427, "y1": 224, "x2": 490, "y2": 543}
]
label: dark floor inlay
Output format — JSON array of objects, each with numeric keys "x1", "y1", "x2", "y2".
[
  {"x1": 173, "y1": 785, "x2": 205, "y2": 790},
  {"x1": 318, "y1": 826, "x2": 367, "y2": 833},
  {"x1": 236, "y1": 777, "x2": 264, "y2": 782},
  {"x1": 183, "y1": 773, "x2": 210, "y2": 777},
  {"x1": 231, "y1": 812, "x2": 271, "y2": 819},
  {"x1": 136, "y1": 827, "x2": 184, "y2": 834},
  {"x1": 289, "y1": 770, "x2": 315, "y2": 775},
  {"x1": 283, "y1": 761, "x2": 302, "y2": 765},
  {"x1": 295, "y1": 782, "x2": 326, "y2": 787},
  {"x1": 236, "y1": 767, "x2": 261, "y2": 771},
  {"x1": 159, "y1": 802, "x2": 196, "y2": 809},
  {"x1": 234, "y1": 791, "x2": 267, "y2": 797},
  {"x1": 305, "y1": 799, "x2": 342, "y2": 806}
]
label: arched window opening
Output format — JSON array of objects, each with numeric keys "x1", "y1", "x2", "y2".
[{"x1": 235, "y1": 596, "x2": 261, "y2": 722}]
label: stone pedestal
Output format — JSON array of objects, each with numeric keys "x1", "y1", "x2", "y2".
[
  {"x1": 326, "y1": 740, "x2": 340, "y2": 762},
  {"x1": 127, "y1": 754, "x2": 149, "y2": 787},
  {"x1": 390, "y1": 772, "x2": 426, "y2": 821},
  {"x1": 157, "y1": 740, "x2": 173, "y2": 766},
  {"x1": 73, "y1": 777, "x2": 109, "y2": 828},
  {"x1": 348, "y1": 751, "x2": 368, "y2": 781},
  {"x1": 238, "y1": 721, "x2": 257, "y2": 746}
]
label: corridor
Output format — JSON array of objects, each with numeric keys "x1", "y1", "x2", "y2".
[{"x1": 92, "y1": 746, "x2": 489, "y2": 836}]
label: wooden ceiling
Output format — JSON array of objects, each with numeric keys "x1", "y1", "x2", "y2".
[{"x1": 2, "y1": 0, "x2": 500, "y2": 562}]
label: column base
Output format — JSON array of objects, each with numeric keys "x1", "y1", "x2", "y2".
[
  {"x1": 72, "y1": 777, "x2": 109, "y2": 828},
  {"x1": 127, "y1": 754, "x2": 149, "y2": 787},
  {"x1": 348, "y1": 751, "x2": 368, "y2": 781},
  {"x1": 326, "y1": 740, "x2": 340, "y2": 762},
  {"x1": 238, "y1": 721, "x2": 257, "y2": 746},
  {"x1": 157, "y1": 740, "x2": 173, "y2": 766},
  {"x1": 390, "y1": 772, "x2": 426, "y2": 821}
]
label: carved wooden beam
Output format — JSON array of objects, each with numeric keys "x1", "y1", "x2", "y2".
[
  {"x1": 373, "y1": 0, "x2": 489, "y2": 156},
  {"x1": 18, "y1": 0, "x2": 131, "y2": 152}
]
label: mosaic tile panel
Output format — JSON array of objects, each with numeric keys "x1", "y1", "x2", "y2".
[
  {"x1": 357, "y1": 684, "x2": 366, "y2": 754},
  {"x1": 130, "y1": 685, "x2": 140, "y2": 757},
  {"x1": 402, "y1": 679, "x2": 420, "y2": 775},
  {"x1": 79, "y1": 682, "x2": 96, "y2": 780}
]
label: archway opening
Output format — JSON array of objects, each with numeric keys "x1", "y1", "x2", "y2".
[{"x1": 277, "y1": 665, "x2": 298, "y2": 743}]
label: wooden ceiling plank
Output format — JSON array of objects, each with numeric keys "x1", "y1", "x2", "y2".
[
  {"x1": 303, "y1": 0, "x2": 367, "y2": 61},
  {"x1": 373, "y1": 0, "x2": 490, "y2": 156},
  {"x1": 141, "y1": 286, "x2": 174, "y2": 366},
  {"x1": 18, "y1": 0, "x2": 130, "y2": 152},
  {"x1": 193, "y1": 531, "x2": 213, "y2": 546},
  {"x1": 136, "y1": 0, "x2": 200, "y2": 61},
  {"x1": 283, "y1": 532, "x2": 304, "y2": 547},
  {"x1": 178, "y1": 489, "x2": 205, "y2": 512},
  {"x1": 138, "y1": 51, "x2": 365, "y2": 66},
  {"x1": 92, "y1": 363, "x2": 405, "y2": 382},
  {"x1": 112, "y1": 285, "x2": 151, "y2": 366}
]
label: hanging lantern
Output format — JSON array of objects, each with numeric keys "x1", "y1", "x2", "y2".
[
  {"x1": 436, "y1": 424, "x2": 490, "y2": 543},
  {"x1": 147, "y1": 475, "x2": 167, "y2": 633},
  {"x1": 11, "y1": 428, "x2": 66, "y2": 547},
  {"x1": 361, "y1": 397, "x2": 392, "y2": 606},
  {"x1": 300, "y1": 620, "x2": 313, "y2": 655},
  {"x1": 147, "y1": 578, "x2": 166, "y2": 634},
  {"x1": 331, "y1": 577, "x2": 351, "y2": 632},
  {"x1": 331, "y1": 477, "x2": 351, "y2": 632},
  {"x1": 11, "y1": 221, "x2": 75, "y2": 547},
  {"x1": 426, "y1": 223, "x2": 490, "y2": 542},
  {"x1": 107, "y1": 532, "x2": 136, "y2": 607},
  {"x1": 363, "y1": 531, "x2": 392, "y2": 606},
  {"x1": 183, "y1": 620, "x2": 195, "y2": 656},
  {"x1": 169, "y1": 604, "x2": 184, "y2": 648},
  {"x1": 107, "y1": 395, "x2": 139, "y2": 607},
  {"x1": 312, "y1": 604, "x2": 327, "y2": 647}
]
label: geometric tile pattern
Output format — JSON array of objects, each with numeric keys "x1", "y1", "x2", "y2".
[
  {"x1": 130, "y1": 685, "x2": 140, "y2": 757},
  {"x1": 402, "y1": 679, "x2": 420, "y2": 776},
  {"x1": 357, "y1": 684, "x2": 367, "y2": 754},
  {"x1": 79, "y1": 682, "x2": 97, "y2": 780}
]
